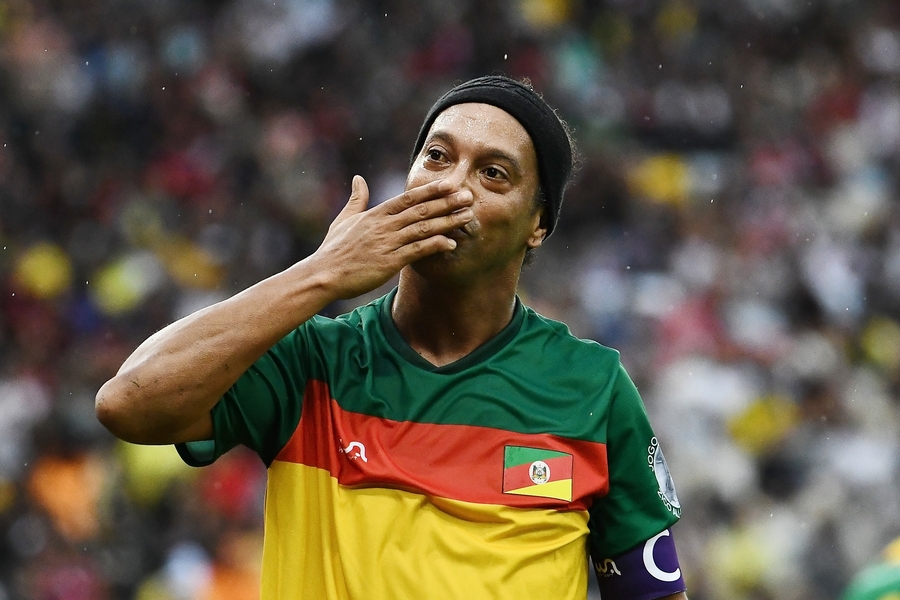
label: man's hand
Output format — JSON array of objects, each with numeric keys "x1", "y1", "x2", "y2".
[
  {"x1": 96, "y1": 174, "x2": 474, "y2": 444},
  {"x1": 309, "y1": 175, "x2": 474, "y2": 300}
]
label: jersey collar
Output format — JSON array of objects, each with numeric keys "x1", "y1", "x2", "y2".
[{"x1": 379, "y1": 287, "x2": 525, "y2": 374}]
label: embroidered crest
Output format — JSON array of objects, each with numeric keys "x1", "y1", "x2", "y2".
[
  {"x1": 647, "y1": 437, "x2": 680, "y2": 516},
  {"x1": 502, "y1": 446, "x2": 573, "y2": 502}
]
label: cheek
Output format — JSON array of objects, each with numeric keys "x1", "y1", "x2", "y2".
[{"x1": 405, "y1": 160, "x2": 437, "y2": 190}]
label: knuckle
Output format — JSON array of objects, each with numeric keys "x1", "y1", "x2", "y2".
[
  {"x1": 415, "y1": 203, "x2": 429, "y2": 218},
  {"x1": 454, "y1": 209, "x2": 472, "y2": 223},
  {"x1": 415, "y1": 221, "x2": 432, "y2": 236},
  {"x1": 400, "y1": 192, "x2": 415, "y2": 207}
]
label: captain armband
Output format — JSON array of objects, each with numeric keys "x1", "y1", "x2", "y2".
[{"x1": 593, "y1": 528, "x2": 686, "y2": 600}]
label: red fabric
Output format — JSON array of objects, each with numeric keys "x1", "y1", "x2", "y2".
[{"x1": 275, "y1": 380, "x2": 609, "y2": 511}]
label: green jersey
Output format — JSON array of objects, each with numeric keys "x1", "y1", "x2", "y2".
[{"x1": 178, "y1": 289, "x2": 680, "y2": 599}]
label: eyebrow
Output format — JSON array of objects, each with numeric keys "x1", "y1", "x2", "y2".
[{"x1": 426, "y1": 130, "x2": 525, "y2": 177}]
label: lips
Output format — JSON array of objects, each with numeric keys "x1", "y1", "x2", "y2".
[{"x1": 446, "y1": 227, "x2": 468, "y2": 240}]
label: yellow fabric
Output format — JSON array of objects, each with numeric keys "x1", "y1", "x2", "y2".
[
  {"x1": 884, "y1": 536, "x2": 900, "y2": 564},
  {"x1": 628, "y1": 154, "x2": 690, "y2": 206},
  {"x1": 14, "y1": 242, "x2": 72, "y2": 298},
  {"x1": 261, "y1": 461, "x2": 590, "y2": 600},
  {"x1": 728, "y1": 394, "x2": 799, "y2": 455},
  {"x1": 504, "y1": 478, "x2": 573, "y2": 502}
]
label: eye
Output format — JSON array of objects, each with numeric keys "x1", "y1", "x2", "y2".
[
  {"x1": 483, "y1": 166, "x2": 506, "y2": 180},
  {"x1": 426, "y1": 148, "x2": 446, "y2": 162}
]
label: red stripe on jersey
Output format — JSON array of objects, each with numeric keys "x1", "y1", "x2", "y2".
[
  {"x1": 503, "y1": 455, "x2": 573, "y2": 491},
  {"x1": 273, "y1": 380, "x2": 609, "y2": 511}
]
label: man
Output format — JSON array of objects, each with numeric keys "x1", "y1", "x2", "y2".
[{"x1": 96, "y1": 76, "x2": 688, "y2": 600}]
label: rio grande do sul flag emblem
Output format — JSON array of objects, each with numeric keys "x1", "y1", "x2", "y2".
[{"x1": 502, "y1": 446, "x2": 573, "y2": 502}]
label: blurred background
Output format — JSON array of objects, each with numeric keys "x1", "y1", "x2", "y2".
[{"x1": 1, "y1": 0, "x2": 899, "y2": 598}]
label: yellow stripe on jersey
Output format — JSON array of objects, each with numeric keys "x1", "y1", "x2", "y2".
[
  {"x1": 262, "y1": 461, "x2": 591, "y2": 600},
  {"x1": 504, "y1": 478, "x2": 574, "y2": 502}
]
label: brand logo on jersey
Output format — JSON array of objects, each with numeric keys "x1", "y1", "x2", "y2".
[
  {"x1": 647, "y1": 437, "x2": 680, "y2": 517},
  {"x1": 502, "y1": 446, "x2": 573, "y2": 502},
  {"x1": 593, "y1": 558, "x2": 622, "y2": 577},
  {"x1": 339, "y1": 440, "x2": 368, "y2": 463},
  {"x1": 528, "y1": 460, "x2": 550, "y2": 485}
]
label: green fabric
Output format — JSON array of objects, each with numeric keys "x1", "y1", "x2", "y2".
[
  {"x1": 504, "y1": 446, "x2": 569, "y2": 468},
  {"x1": 177, "y1": 439, "x2": 215, "y2": 466},
  {"x1": 587, "y1": 366, "x2": 681, "y2": 556},
  {"x1": 377, "y1": 290, "x2": 525, "y2": 375},
  {"x1": 175, "y1": 287, "x2": 680, "y2": 556},
  {"x1": 842, "y1": 563, "x2": 900, "y2": 600}
]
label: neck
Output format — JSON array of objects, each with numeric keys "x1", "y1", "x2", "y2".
[{"x1": 392, "y1": 268, "x2": 521, "y2": 367}]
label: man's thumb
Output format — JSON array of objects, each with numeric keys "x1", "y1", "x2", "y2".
[
  {"x1": 332, "y1": 175, "x2": 370, "y2": 226},
  {"x1": 347, "y1": 175, "x2": 369, "y2": 212}
]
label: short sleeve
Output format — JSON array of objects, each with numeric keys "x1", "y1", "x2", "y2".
[
  {"x1": 588, "y1": 363, "x2": 681, "y2": 558},
  {"x1": 175, "y1": 326, "x2": 310, "y2": 467}
]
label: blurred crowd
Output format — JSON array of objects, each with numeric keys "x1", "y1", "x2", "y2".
[{"x1": 1, "y1": 0, "x2": 899, "y2": 598}]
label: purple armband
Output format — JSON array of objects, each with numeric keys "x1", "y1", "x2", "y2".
[{"x1": 593, "y1": 529, "x2": 685, "y2": 600}]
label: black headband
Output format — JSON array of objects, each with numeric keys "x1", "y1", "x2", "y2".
[{"x1": 410, "y1": 76, "x2": 573, "y2": 237}]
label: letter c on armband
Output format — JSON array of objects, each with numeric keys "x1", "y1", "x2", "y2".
[{"x1": 642, "y1": 529, "x2": 681, "y2": 582}]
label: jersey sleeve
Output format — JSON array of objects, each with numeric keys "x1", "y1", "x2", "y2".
[
  {"x1": 176, "y1": 325, "x2": 311, "y2": 467},
  {"x1": 588, "y1": 363, "x2": 681, "y2": 558}
]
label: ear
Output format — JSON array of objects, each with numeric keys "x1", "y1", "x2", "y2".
[{"x1": 526, "y1": 206, "x2": 548, "y2": 249}]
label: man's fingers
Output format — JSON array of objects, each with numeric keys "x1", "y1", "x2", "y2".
[
  {"x1": 393, "y1": 189, "x2": 474, "y2": 228},
  {"x1": 395, "y1": 236, "x2": 458, "y2": 262},
  {"x1": 398, "y1": 208, "x2": 473, "y2": 243},
  {"x1": 382, "y1": 179, "x2": 455, "y2": 215}
]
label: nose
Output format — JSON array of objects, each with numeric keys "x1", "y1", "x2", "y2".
[{"x1": 442, "y1": 160, "x2": 471, "y2": 192}]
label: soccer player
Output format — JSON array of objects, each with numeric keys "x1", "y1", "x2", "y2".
[{"x1": 96, "y1": 75, "x2": 689, "y2": 600}]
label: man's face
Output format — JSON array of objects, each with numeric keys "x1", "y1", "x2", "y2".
[{"x1": 405, "y1": 102, "x2": 546, "y2": 280}]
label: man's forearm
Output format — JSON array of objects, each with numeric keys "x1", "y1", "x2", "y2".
[{"x1": 95, "y1": 259, "x2": 335, "y2": 445}]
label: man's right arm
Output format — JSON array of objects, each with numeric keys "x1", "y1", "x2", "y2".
[{"x1": 95, "y1": 176, "x2": 474, "y2": 445}]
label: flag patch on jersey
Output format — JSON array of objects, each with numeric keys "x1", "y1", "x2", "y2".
[{"x1": 502, "y1": 446, "x2": 573, "y2": 502}]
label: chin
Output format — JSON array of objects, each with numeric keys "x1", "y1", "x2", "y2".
[{"x1": 409, "y1": 248, "x2": 469, "y2": 279}]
